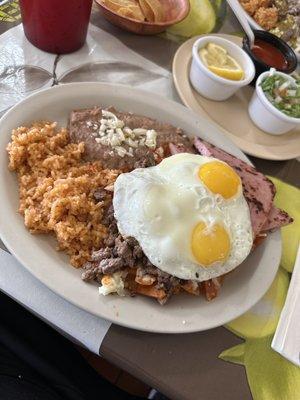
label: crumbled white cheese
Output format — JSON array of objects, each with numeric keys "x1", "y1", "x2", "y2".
[
  {"x1": 99, "y1": 272, "x2": 126, "y2": 296},
  {"x1": 102, "y1": 110, "x2": 118, "y2": 120},
  {"x1": 94, "y1": 109, "x2": 157, "y2": 157},
  {"x1": 132, "y1": 128, "x2": 147, "y2": 135},
  {"x1": 123, "y1": 127, "x2": 132, "y2": 135},
  {"x1": 110, "y1": 135, "x2": 121, "y2": 147},
  {"x1": 145, "y1": 129, "x2": 157, "y2": 149},
  {"x1": 127, "y1": 138, "x2": 138, "y2": 148},
  {"x1": 115, "y1": 146, "x2": 127, "y2": 157}
]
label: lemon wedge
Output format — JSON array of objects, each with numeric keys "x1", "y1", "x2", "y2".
[
  {"x1": 207, "y1": 42, "x2": 227, "y2": 57},
  {"x1": 199, "y1": 42, "x2": 244, "y2": 81}
]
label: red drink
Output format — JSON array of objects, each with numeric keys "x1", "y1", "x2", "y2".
[{"x1": 19, "y1": 0, "x2": 93, "y2": 54}]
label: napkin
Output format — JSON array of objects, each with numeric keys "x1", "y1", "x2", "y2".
[
  {"x1": 220, "y1": 178, "x2": 300, "y2": 400},
  {"x1": 0, "y1": 24, "x2": 176, "y2": 114},
  {"x1": 272, "y1": 246, "x2": 300, "y2": 366},
  {"x1": 0, "y1": 249, "x2": 111, "y2": 354},
  {"x1": 0, "y1": 24, "x2": 55, "y2": 112}
]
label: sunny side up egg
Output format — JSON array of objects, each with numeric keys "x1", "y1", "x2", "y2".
[{"x1": 113, "y1": 153, "x2": 253, "y2": 282}]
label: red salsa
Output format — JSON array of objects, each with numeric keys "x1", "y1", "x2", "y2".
[{"x1": 251, "y1": 39, "x2": 288, "y2": 70}]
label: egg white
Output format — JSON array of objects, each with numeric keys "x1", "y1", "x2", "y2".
[{"x1": 113, "y1": 153, "x2": 253, "y2": 282}]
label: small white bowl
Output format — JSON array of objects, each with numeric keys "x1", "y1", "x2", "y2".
[
  {"x1": 189, "y1": 36, "x2": 255, "y2": 101},
  {"x1": 249, "y1": 71, "x2": 300, "y2": 135}
]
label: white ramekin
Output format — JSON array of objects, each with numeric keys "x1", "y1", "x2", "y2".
[
  {"x1": 189, "y1": 36, "x2": 255, "y2": 101},
  {"x1": 248, "y1": 71, "x2": 300, "y2": 135}
]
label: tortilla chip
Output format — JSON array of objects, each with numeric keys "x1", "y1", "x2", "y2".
[
  {"x1": 135, "y1": 284, "x2": 166, "y2": 300},
  {"x1": 103, "y1": 0, "x2": 144, "y2": 21},
  {"x1": 144, "y1": 0, "x2": 165, "y2": 22},
  {"x1": 138, "y1": 0, "x2": 155, "y2": 22},
  {"x1": 181, "y1": 281, "x2": 200, "y2": 295},
  {"x1": 102, "y1": 0, "x2": 123, "y2": 12},
  {"x1": 118, "y1": 5, "x2": 144, "y2": 20},
  {"x1": 103, "y1": 0, "x2": 164, "y2": 22}
]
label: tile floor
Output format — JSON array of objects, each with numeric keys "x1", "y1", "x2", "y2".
[{"x1": 76, "y1": 346, "x2": 150, "y2": 397}]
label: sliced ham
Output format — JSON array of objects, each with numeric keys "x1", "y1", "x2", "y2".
[
  {"x1": 191, "y1": 139, "x2": 274, "y2": 236},
  {"x1": 169, "y1": 139, "x2": 292, "y2": 238},
  {"x1": 261, "y1": 206, "x2": 293, "y2": 232}
]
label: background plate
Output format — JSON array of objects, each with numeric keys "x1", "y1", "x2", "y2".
[
  {"x1": 173, "y1": 34, "x2": 300, "y2": 161},
  {"x1": 0, "y1": 82, "x2": 281, "y2": 333}
]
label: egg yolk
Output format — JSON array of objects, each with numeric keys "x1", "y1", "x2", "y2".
[
  {"x1": 191, "y1": 222, "x2": 230, "y2": 267},
  {"x1": 198, "y1": 161, "x2": 241, "y2": 199}
]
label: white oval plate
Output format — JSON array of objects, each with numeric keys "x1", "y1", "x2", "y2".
[{"x1": 0, "y1": 83, "x2": 281, "y2": 333}]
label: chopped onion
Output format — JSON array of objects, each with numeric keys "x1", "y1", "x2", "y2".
[
  {"x1": 269, "y1": 68, "x2": 276, "y2": 77},
  {"x1": 279, "y1": 81, "x2": 290, "y2": 91},
  {"x1": 275, "y1": 96, "x2": 282, "y2": 103}
]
